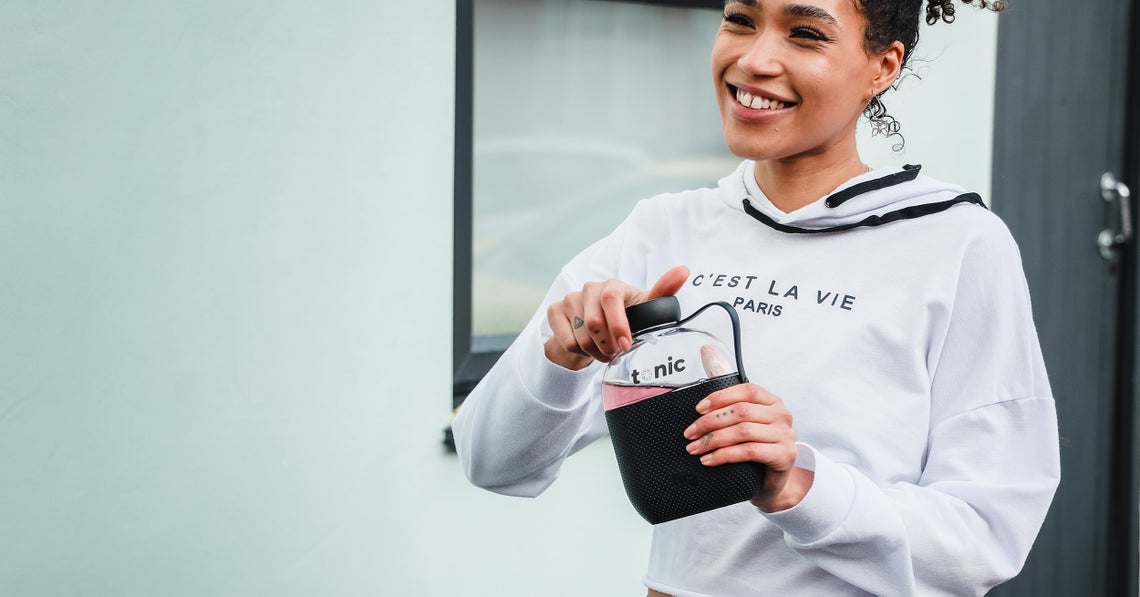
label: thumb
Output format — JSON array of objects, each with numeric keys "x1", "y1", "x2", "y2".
[{"x1": 644, "y1": 265, "x2": 690, "y2": 301}]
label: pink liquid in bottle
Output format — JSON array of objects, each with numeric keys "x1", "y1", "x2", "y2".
[{"x1": 602, "y1": 383, "x2": 674, "y2": 411}]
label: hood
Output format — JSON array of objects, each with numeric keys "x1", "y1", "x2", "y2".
[{"x1": 718, "y1": 160, "x2": 985, "y2": 234}]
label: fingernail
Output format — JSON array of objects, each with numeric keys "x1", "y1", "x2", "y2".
[
  {"x1": 619, "y1": 337, "x2": 632, "y2": 352},
  {"x1": 683, "y1": 425, "x2": 696, "y2": 440},
  {"x1": 700, "y1": 454, "x2": 712, "y2": 465},
  {"x1": 696, "y1": 399, "x2": 711, "y2": 413},
  {"x1": 686, "y1": 442, "x2": 698, "y2": 454}
]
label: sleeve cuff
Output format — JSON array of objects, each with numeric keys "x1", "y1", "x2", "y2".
[
  {"x1": 515, "y1": 325, "x2": 603, "y2": 410},
  {"x1": 761, "y1": 443, "x2": 857, "y2": 547}
]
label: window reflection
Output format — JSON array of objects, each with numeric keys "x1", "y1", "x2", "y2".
[{"x1": 472, "y1": 0, "x2": 735, "y2": 338}]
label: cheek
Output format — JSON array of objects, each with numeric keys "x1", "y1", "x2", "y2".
[
  {"x1": 815, "y1": 50, "x2": 876, "y2": 91},
  {"x1": 812, "y1": 66, "x2": 875, "y2": 113},
  {"x1": 710, "y1": 36, "x2": 733, "y2": 75},
  {"x1": 802, "y1": 62, "x2": 844, "y2": 99}
]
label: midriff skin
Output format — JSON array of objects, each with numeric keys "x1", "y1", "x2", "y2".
[{"x1": 648, "y1": 591, "x2": 672, "y2": 597}]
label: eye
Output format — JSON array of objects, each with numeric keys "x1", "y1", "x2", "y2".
[
  {"x1": 722, "y1": 11, "x2": 754, "y2": 28},
  {"x1": 790, "y1": 25, "x2": 831, "y2": 42}
]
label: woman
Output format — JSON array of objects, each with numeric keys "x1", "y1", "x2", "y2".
[{"x1": 454, "y1": 0, "x2": 1059, "y2": 595}]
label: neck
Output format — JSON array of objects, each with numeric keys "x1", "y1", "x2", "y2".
[{"x1": 753, "y1": 140, "x2": 869, "y2": 213}]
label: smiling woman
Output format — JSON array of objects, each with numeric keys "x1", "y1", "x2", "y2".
[{"x1": 453, "y1": 0, "x2": 1058, "y2": 595}]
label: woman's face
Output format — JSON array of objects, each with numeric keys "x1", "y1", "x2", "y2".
[{"x1": 713, "y1": 0, "x2": 899, "y2": 162}]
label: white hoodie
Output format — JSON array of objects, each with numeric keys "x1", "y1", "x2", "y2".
[{"x1": 452, "y1": 161, "x2": 1060, "y2": 597}]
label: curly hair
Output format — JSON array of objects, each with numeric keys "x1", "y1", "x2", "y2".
[{"x1": 859, "y1": 0, "x2": 1008, "y2": 149}]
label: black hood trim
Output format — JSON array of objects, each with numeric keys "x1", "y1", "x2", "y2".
[
  {"x1": 743, "y1": 192, "x2": 987, "y2": 235},
  {"x1": 825, "y1": 164, "x2": 922, "y2": 208}
]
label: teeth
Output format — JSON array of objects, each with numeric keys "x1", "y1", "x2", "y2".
[{"x1": 735, "y1": 87, "x2": 786, "y2": 110}]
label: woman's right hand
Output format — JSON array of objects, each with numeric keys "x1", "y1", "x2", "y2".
[{"x1": 544, "y1": 265, "x2": 690, "y2": 370}]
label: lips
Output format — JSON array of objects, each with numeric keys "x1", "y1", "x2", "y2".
[{"x1": 729, "y1": 84, "x2": 795, "y2": 111}]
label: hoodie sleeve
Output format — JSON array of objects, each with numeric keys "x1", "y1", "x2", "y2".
[
  {"x1": 451, "y1": 204, "x2": 654, "y2": 498},
  {"x1": 761, "y1": 218, "x2": 1060, "y2": 596}
]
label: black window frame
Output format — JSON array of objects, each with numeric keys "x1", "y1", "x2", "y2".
[{"x1": 452, "y1": 0, "x2": 724, "y2": 408}]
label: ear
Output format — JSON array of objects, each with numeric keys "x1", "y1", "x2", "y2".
[{"x1": 870, "y1": 40, "x2": 905, "y2": 96}]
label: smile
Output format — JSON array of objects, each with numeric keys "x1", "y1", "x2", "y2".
[{"x1": 730, "y1": 85, "x2": 793, "y2": 111}]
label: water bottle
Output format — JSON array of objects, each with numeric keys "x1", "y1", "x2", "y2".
[{"x1": 602, "y1": 296, "x2": 765, "y2": 524}]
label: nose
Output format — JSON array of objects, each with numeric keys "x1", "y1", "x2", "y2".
[{"x1": 736, "y1": 28, "x2": 784, "y2": 77}]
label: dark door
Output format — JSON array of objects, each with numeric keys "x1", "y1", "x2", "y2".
[{"x1": 988, "y1": 0, "x2": 1138, "y2": 595}]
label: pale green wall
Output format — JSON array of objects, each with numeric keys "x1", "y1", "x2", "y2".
[
  {"x1": 855, "y1": 4, "x2": 998, "y2": 201},
  {"x1": 0, "y1": 2, "x2": 462, "y2": 595}
]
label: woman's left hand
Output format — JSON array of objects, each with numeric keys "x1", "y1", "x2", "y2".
[{"x1": 682, "y1": 383, "x2": 814, "y2": 512}]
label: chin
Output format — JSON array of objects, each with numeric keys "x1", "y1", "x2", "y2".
[
  {"x1": 722, "y1": 133, "x2": 794, "y2": 162},
  {"x1": 722, "y1": 123, "x2": 850, "y2": 163}
]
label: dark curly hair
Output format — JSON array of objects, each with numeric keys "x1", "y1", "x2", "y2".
[{"x1": 859, "y1": 0, "x2": 1008, "y2": 149}]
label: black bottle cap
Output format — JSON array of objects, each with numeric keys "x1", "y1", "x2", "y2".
[{"x1": 625, "y1": 296, "x2": 681, "y2": 336}]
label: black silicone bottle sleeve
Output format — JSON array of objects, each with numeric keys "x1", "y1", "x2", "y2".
[{"x1": 605, "y1": 302, "x2": 764, "y2": 525}]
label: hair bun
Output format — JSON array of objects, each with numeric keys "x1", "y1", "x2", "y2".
[
  {"x1": 925, "y1": 0, "x2": 955, "y2": 25},
  {"x1": 926, "y1": 0, "x2": 1008, "y2": 26}
]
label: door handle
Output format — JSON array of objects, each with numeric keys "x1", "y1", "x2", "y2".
[{"x1": 1099, "y1": 171, "x2": 1132, "y2": 261}]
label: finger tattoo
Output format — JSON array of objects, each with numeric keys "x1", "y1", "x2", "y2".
[
  {"x1": 573, "y1": 316, "x2": 585, "y2": 330},
  {"x1": 700, "y1": 432, "x2": 713, "y2": 447}
]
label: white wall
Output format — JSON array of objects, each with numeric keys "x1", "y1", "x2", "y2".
[
  {"x1": 0, "y1": 3, "x2": 996, "y2": 596},
  {"x1": 856, "y1": 5, "x2": 998, "y2": 200},
  {"x1": 4, "y1": 1, "x2": 433, "y2": 594}
]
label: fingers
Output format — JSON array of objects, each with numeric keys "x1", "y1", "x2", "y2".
[
  {"x1": 696, "y1": 440, "x2": 798, "y2": 470},
  {"x1": 684, "y1": 420, "x2": 796, "y2": 464},
  {"x1": 682, "y1": 399, "x2": 790, "y2": 442},
  {"x1": 546, "y1": 293, "x2": 593, "y2": 365},
  {"x1": 578, "y1": 282, "x2": 618, "y2": 359},
  {"x1": 545, "y1": 268, "x2": 690, "y2": 363},
  {"x1": 700, "y1": 344, "x2": 732, "y2": 377},
  {"x1": 646, "y1": 265, "x2": 691, "y2": 300},
  {"x1": 697, "y1": 383, "x2": 781, "y2": 414},
  {"x1": 599, "y1": 279, "x2": 634, "y2": 352},
  {"x1": 676, "y1": 384, "x2": 808, "y2": 511},
  {"x1": 685, "y1": 419, "x2": 786, "y2": 452},
  {"x1": 548, "y1": 288, "x2": 610, "y2": 363},
  {"x1": 597, "y1": 266, "x2": 690, "y2": 351},
  {"x1": 545, "y1": 284, "x2": 630, "y2": 363},
  {"x1": 681, "y1": 384, "x2": 796, "y2": 471}
]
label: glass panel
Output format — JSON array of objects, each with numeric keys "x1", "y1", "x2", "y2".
[{"x1": 471, "y1": 0, "x2": 735, "y2": 337}]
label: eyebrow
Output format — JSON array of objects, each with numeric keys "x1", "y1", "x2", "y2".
[
  {"x1": 723, "y1": 1, "x2": 841, "y2": 27},
  {"x1": 785, "y1": 4, "x2": 839, "y2": 26}
]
